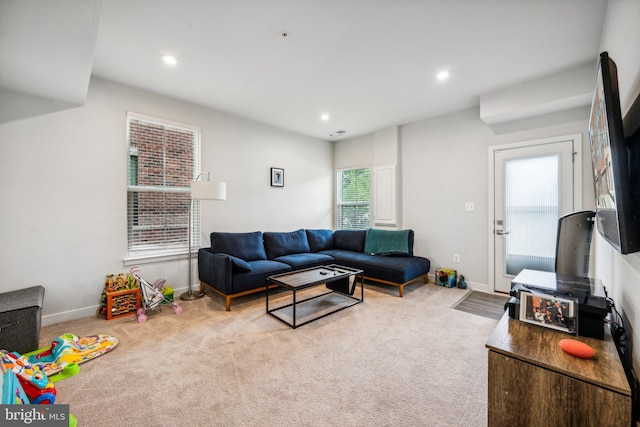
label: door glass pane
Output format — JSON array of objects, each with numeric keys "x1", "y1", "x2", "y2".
[{"x1": 504, "y1": 155, "x2": 559, "y2": 275}]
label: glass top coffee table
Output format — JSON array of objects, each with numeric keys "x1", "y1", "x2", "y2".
[{"x1": 266, "y1": 264, "x2": 364, "y2": 329}]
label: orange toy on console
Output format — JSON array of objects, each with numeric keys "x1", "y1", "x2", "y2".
[{"x1": 559, "y1": 339, "x2": 596, "y2": 359}]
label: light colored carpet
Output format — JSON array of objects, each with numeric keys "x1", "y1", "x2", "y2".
[{"x1": 40, "y1": 282, "x2": 498, "y2": 426}]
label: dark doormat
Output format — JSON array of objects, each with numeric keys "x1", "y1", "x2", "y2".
[{"x1": 452, "y1": 291, "x2": 509, "y2": 320}]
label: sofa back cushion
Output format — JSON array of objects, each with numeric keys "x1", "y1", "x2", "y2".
[
  {"x1": 333, "y1": 230, "x2": 367, "y2": 252},
  {"x1": 263, "y1": 229, "x2": 311, "y2": 259},
  {"x1": 210, "y1": 231, "x2": 267, "y2": 261},
  {"x1": 306, "y1": 229, "x2": 335, "y2": 252}
]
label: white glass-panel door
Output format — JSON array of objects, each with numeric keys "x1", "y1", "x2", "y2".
[{"x1": 493, "y1": 138, "x2": 577, "y2": 293}]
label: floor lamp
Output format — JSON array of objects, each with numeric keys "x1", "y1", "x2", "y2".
[{"x1": 180, "y1": 172, "x2": 226, "y2": 301}]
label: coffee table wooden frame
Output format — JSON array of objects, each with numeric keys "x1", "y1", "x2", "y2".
[{"x1": 266, "y1": 264, "x2": 364, "y2": 329}]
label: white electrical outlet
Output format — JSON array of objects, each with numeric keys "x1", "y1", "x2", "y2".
[
  {"x1": 465, "y1": 202, "x2": 475, "y2": 211},
  {"x1": 453, "y1": 254, "x2": 460, "y2": 262}
]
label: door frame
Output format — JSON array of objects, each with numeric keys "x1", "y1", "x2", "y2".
[{"x1": 487, "y1": 133, "x2": 583, "y2": 293}]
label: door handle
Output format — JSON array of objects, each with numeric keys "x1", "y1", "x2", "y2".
[{"x1": 495, "y1": 230, "x2": 511, "y2": 235}]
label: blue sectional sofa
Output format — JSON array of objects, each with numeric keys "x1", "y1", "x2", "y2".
[{"x1": 198, "y1": 228, "x2": 430, "y2": 311}]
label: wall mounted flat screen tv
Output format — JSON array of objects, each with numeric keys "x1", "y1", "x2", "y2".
[{"x1": 588, "y1": 52, "x2": 640, "y2": 254}]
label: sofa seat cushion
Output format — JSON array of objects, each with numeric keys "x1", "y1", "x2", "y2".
[
  {"x1": 263, "y1": 229, "x2": 311, "y2": 259},
  {"x1": 273, "y1": 253, "x2": 334, "y2": 270},
  {"x1": 211, "y1": 231, "x2": 267, "y2": 261},
  {"x1": 306, "y1": 229, "x2": 335, "y2": 252},
  {"x1": 232, "y1": 260, "x2": 292, "y2": 294},
  {"x1": 320, "y1": 250, "x2": 429, "y2": 284}
]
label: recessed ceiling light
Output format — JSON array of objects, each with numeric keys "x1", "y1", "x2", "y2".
[
  {"x1": 320, "y1": 113, "x2": 330, "y2": 121},
  {"x1": 436, "y1": 70, "x2": 450, "y2": 81},
  {"x1": 162, "y1": 55, "x2": 178, "y2": 66}
]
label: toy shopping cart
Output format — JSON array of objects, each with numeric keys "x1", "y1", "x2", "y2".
[{"x1": 130, "y1": 266, "x2": 182, "y2": 323}]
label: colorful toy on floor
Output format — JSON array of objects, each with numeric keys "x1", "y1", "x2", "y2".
[
  {"x1": 130, "y1": 266, "x2": 182, "y2": 322},
  {"x1": 48, "y1": 362, "x2": 80, "y2": 383},
  {"x1": 99, "y1": 272, "x2": 141, "y2": 319},
  {"x1": 1, "y1": 350, "x2": 56, "y2": 404},
  {"x1": 27, "y1": 333, "x2": 118, "y2": 377},
  {"x1": 104, "y1": 272, "x2": 139, "y2": 293},
  {"x1": 1, "y1": 362, "x2": 30, "y2": 404}
]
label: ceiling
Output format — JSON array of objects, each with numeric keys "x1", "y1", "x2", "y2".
[{"x1": 0, "y1": 0, "x2": 608, "y2": 140}]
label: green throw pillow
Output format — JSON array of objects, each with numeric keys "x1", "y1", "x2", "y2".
[{"x1": 364, "y1": 228, "x2": 410, "y2": 256}]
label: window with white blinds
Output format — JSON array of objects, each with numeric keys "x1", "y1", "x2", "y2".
[
  {"x1": 337, "y1": 167, "x2": 371, "y2": 230},
  {"x1": 126, "y1": 113, "x2": 201, "y2": 258}
]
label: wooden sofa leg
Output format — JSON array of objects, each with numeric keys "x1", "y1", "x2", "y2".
[
  {"x1": 424, "y1": 273, "x2": 429, "y2": 284},
  {"x1": 225, "y1": 297, "x2": 232, "y2": 311},
  {"x1": 399, "y1": 284, "x2": 404, "y2": 297},
  {"x1": 199, "y1": 282, "x2": 206, "y2": 293}
]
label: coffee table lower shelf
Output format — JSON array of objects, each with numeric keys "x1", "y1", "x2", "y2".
[{"x1": 266, "y1": 265, "x2": 364, "y2": 329}]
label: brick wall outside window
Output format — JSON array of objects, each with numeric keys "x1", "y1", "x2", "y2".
[{"x1": 127, "y1": 115, "x2": 200, "y2": 256}]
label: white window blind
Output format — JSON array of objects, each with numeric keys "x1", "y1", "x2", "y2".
[
  {"x1": 337, "y1": 167, "x2": 370, "y2": 230},
  {"x1": 126, "y1": 113, "x2": 201, "y2": 257}
]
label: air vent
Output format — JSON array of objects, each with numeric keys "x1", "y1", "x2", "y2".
[{"x1": 329, "y1": 130, "x2": 346, "y2": 137}]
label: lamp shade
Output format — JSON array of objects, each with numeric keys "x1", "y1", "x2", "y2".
[{"x1": 191, "y1": 180, "x2": 226, "y2": 200}]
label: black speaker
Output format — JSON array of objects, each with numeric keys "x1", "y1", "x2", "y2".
[
  {"x1": 555, "y1": 211, "x2": 595, "y2": 277},
  {"x1": 507, "y1": 296, "x2": 520, "y2": 319}
]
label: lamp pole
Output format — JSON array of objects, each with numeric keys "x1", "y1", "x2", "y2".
[
  {"x1": 180, "y1": 197, "x2": 202, "y2": 301},
  {"x1": 180, "y1": 173, "x2": 226, "y2": 301}
]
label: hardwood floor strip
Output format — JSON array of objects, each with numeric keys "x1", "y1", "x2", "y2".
[{"x1": 452, "y1": 291, "x2": 509, "y2": 320}]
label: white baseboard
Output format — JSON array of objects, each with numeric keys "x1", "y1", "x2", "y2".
[
  {"x1": 428, "y1": 272, "x2": 489, "y2": 293},
  {"x1": 42, "y1": 305, "x2": 100, "y2": 327},
  {"x1": 469, "y1": 281, "x2": 490, "y2": 293},
  {"x1": 42, "y1": 286, "x2": 191, "y2": 326}
]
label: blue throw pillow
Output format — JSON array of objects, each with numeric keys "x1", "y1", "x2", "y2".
[
  {"x1": 210, "y1": 231, "x2": 267, "y2": 261},
  {"x1": 306, "y1": 229, "x2": 334, "y2": 252},
  {"x1": 225, "y1": 254, "x2": 253, "y2": 272},
  {"x1": 334, "y1": 230, "x2": 367, "y2": 252},
  {"x1": 263, "y1": 229, "x2": 311, "y2": 259}
]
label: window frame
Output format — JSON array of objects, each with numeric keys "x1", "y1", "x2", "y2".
[
  {"x1": 336, "y1": 166, "x2": 371, "y2": 230},
  {"x1": 124, "y1": 112, "x2": 201, "y2": 264}
]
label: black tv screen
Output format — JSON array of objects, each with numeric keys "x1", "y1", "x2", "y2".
[{"x1": 588, "y1": 52, "x2": 639, "y2": 254}]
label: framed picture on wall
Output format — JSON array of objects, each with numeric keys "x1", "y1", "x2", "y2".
[
  {"x1": 271, "y1": 168, "x2": 284, "y2": 187},
  {"x1": 518, "y1": 291, "x2": 577, "y2": 334}
]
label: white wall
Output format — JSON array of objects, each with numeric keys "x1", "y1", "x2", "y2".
[
  {"x1": 334, "y1": 133, "x2": 373, "y2": 170},
  {"x1": 0, "y1": 77, "x2": 333, "y2": 325},
  {"x1": 401, "y1": 108, "x2": 493, "y2": 284},
  {"x1": 400, "y1": 107, "x2": 592, "y2": 288},
  {"x1": 593, "y1": 0, "x2": 640, "y2": 371}
]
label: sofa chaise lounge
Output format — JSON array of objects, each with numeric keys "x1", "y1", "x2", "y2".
[{"x1": 198, "y1": 228, "x2": 430, "y2": 311}]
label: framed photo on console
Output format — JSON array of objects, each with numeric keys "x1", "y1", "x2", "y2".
[
  {"x1": 518, "y1": 291, "x2": 577, "y2": 334},
  {"x1": 271, "y1": 168, "x2": 284, "y2": 187}
]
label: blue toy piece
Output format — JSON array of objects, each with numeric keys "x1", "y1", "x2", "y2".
[{"x1": 457, "y1": 275, "x2": 467, "y2": 289}]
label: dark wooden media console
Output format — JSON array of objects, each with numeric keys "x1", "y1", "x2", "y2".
[{"x1": 486, "y1": 312, "x2": 632, "y2": 426}]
